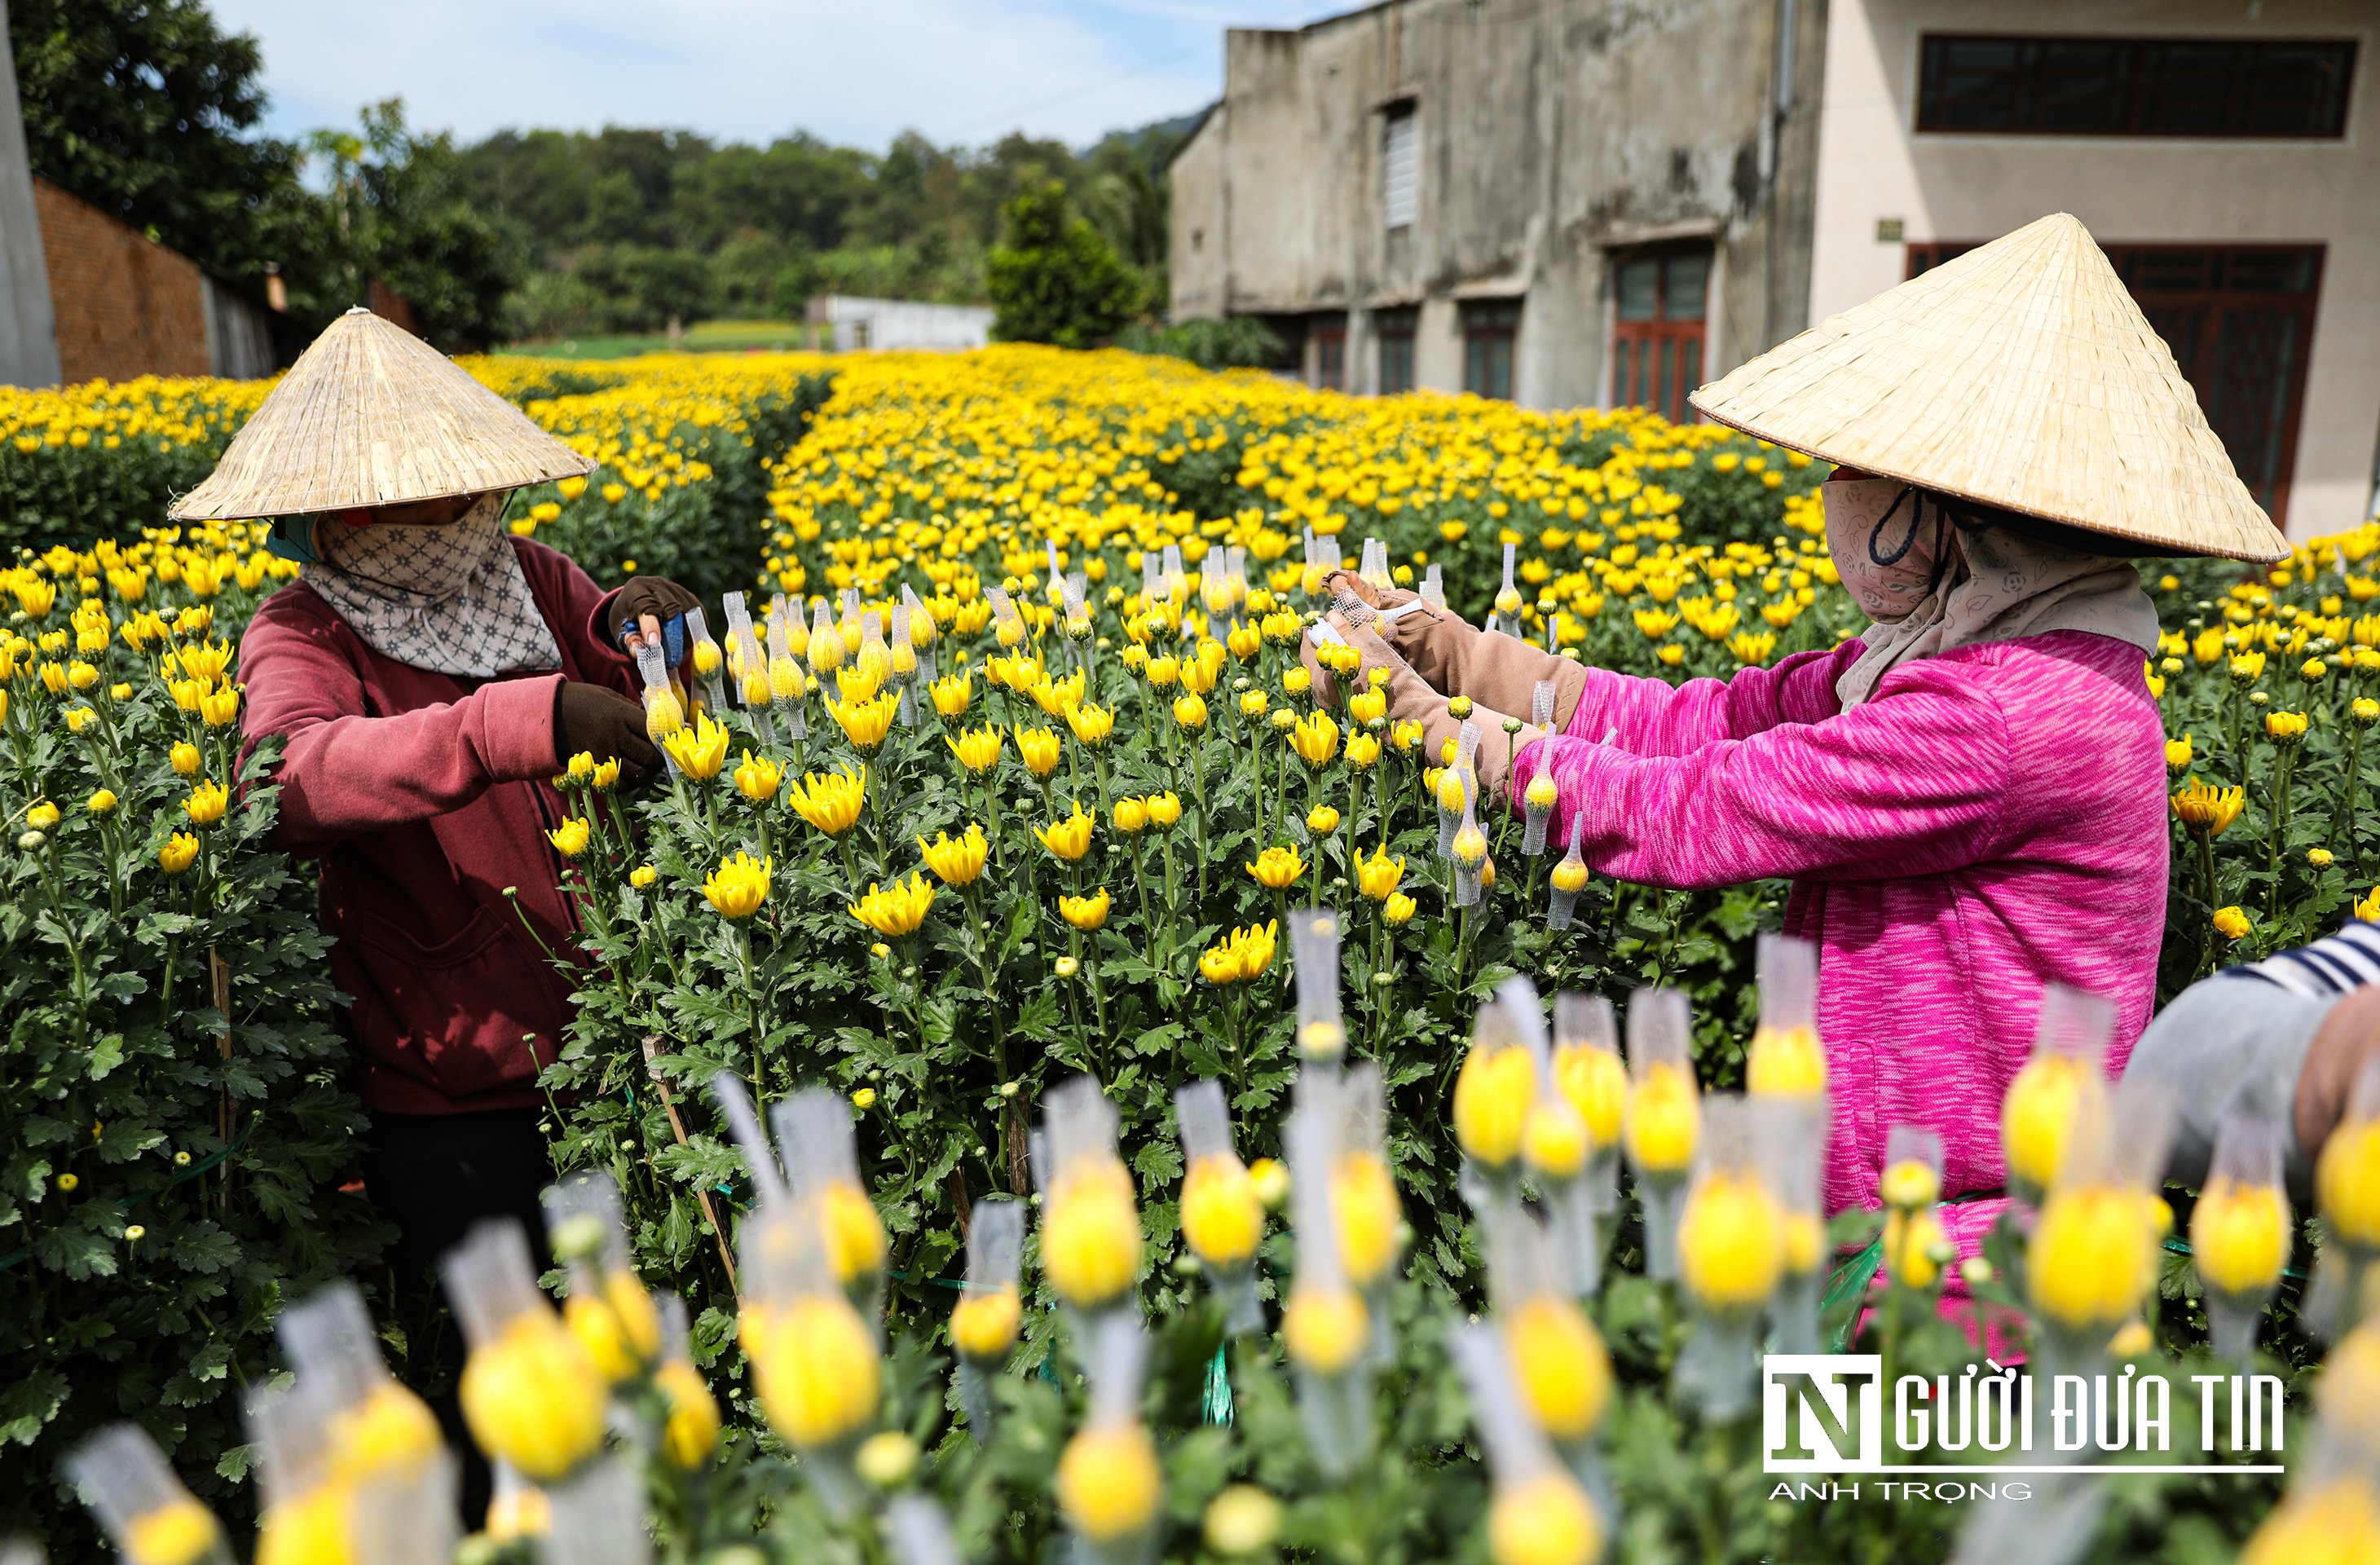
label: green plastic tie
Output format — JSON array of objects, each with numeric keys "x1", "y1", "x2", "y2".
[
  {"x1": 1820, "y1": 1235, "x2": 1885, "y2": 1352},
  {"x1": 1201, "y1": 1343, "x2": 1234, "y2": 1426}
]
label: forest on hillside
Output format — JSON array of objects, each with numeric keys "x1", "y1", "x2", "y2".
[
  {"x1": 11, "y1": 0, "x2": 1192, "y2": 350},
  {"x1": 456, "y1": 119, "x2": 1188, "y2": 340}
]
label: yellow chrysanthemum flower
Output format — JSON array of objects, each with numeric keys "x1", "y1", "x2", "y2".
[
  {"x1": 733, "y1": 749, "x2": 783, "y2": 803},
  {"x1": 1289, "y1": 709, "x2": 1339, "y2": 768},
  {"x1": 849, "y1": 873, "x2": 935, "y2": 937},
  {"x1": 947, "y1": 724, "x2": 1004, "y2": 774},
  {"x1": 788, "y1": 765, "x2": 867, "y2": 835},
  {"x1": 704, "y1": 852, "x2": 773, "y2": 919},
  {"x1": 1245, "y1": 844, "x2": 1307, "y2": 890},
  {"x1": 826, "y1": 690, "x2": 899, "y2": 751},
  {"x1": 1037, "y1": 801, "x2": 1095, "y2": 862},
  {"x1": 663, "y1": 711, "x2": 730, "y2": 780},
  {"x1": 919, "y1": 823, "x2": 989, "y2": 887}
]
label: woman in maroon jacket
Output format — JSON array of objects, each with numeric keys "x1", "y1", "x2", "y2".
[{"x1": 175, "y1": 311, "x2": 697, "y2": 1457}]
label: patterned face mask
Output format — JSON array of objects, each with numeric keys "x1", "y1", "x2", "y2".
[
  {"x1": 1822, "y1": 478, "x2": 1943, "y2": 624},
  {"x1": 318, "y1": 499, "x2": 500, "y2": 600},
  {"x1": 304, "y1": 494, "x2": 563, "y2": 677}
]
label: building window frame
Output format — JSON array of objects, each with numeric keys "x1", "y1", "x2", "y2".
[
  {"x1": 1461, "y1": 302, "x2": 1520, "y2": 402},
  {"x1": 1907, "y1": 240, "x2": 2325, "y2": 522},
  {"x1": 1309, "y1": 313, "x2": 1348, "y2": 391},
  {"x1": 1382, "y1": 105, "x2": 1420, "y2": 231},
  {"x1": 1373, "y1": 307, "x2": 1417, "y2": 395},
  {"x1": 1608, "y1": 246, "x2": 1710, "y2": 423},
  {"x1": 1915, "y1": 34, "x2": 2357, "y2": 139}
]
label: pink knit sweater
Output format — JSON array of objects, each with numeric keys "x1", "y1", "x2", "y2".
[{"x1": 1509, "y1": 631, "x2": 2167, "y2": 1254}]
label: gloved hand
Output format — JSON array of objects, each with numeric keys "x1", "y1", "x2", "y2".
[
  {"x1": 553, "y1": 680, "x2": 661, "y2": 788},
  {"x1": 1322, "y1": 568, "x2": 1590, "y2": 730},
  {"x1": 1334, "y1": 616, "x2": 1551, "y2": 808},
  {"x1": 2295, "y1": 985, "x2": 2380, "y2": 1157},
  {"x1": 611, "y1": 577, "x2": 701, "y2": 666}
]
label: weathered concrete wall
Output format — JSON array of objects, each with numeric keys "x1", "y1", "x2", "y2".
[
  {"x1": 1168, "y1": 0, "x2": 1829, "y2": 409},
  {"x1": 1170, "y1": 109, "x2": 1228, "y2": 320},
  {"x1": 0, "y1": 0, "x2": 60, "y2": 387},
  {"x1": 1809, "y1": 0, "x2": 2380, "y2": 536}
]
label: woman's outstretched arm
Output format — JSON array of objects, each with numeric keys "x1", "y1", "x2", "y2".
[
  {"x1": 1563, "y1": 639, "x2": 1864, "y2": 757},
  {"x1": 1512, "y1": 654, "x2": 2010, "y2": 888}
]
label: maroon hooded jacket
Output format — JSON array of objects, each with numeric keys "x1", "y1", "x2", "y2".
[{"x1": 236, "y1": 536, "x2": 633, "y2": 1116}]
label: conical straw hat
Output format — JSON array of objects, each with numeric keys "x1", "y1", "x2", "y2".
[
  {"x1": 1690, "y1": 213, "x2": 2289, "y2": 562},
  {"x1": 170, "y1": 308, "x2": 595, "y2": 520}
]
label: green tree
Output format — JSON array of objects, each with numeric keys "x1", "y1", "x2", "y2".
[
  {"x1": 985, "y1": 180, "x2": 1144, "y2": 350},
  {"x1": 300, "y1": 101, "x2": 520, "y2": 350},
  {"x1": 7, "y1": 0, "x2": 306, "y2": 286}
]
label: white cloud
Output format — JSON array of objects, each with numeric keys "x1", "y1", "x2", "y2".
[{"x1": 207, "y1": 0, "x2": 1345, "y2": 151}]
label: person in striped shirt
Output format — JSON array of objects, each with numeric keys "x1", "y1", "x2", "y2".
[{"x1": 2125, "y1": 920, "x2": 2380, "y2": 1198}]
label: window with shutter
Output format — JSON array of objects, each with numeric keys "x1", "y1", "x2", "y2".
[{"x1": 1382, "y1": 110, "x2": 1418, "y2": 230}]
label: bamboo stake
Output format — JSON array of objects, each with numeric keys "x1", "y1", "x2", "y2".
[
  {"x1": 641, "y1": 1038, "x2": 741, "y2": 1303},
  {"x1": 211, "y1": 948, "x2": 232, "y2": 1215}
]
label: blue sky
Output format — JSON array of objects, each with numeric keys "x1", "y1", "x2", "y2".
[{"x1": 209, "y1": 1, "x2": 1349, "y2": 152}]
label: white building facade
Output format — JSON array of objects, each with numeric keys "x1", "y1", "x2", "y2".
[{"x1": 804, "y1": 295, "x2": 994, "y2": 354}]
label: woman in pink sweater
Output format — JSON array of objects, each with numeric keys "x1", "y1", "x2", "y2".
[
  {"x1": 1318, "y1": 216, "x2": 2292, "y2": 1283},
  {"x1": 1333, "y1": 479, "x2": 2173, "y2": 1258}
]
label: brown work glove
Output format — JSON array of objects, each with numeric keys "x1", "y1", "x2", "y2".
[
  {"x1": 1322, "y1": 569, "x2": 1590, "y2": 730},
  {"x1": 2295, "y1": 985, "x2": 2380, "y2": 1159},
  {"x1": 610, "y1": 576, "x2": 701, "y2": 655},
  {"x1": 553, "y1": 681, "x2": 662, "y2": 787},
  {"x1": 1335, "y1": 617, "x2": 1551, "y2": 810}
]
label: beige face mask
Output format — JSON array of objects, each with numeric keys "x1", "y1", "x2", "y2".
[{"x1": 1822, "y1": 478, "x2": 1942, "y2": 624}]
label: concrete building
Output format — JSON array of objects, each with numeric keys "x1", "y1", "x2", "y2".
[
  {"x1": 1171, "y1": 0, "x2": 2380, "y2": 536},
  {"x1": 803, "y1": 295, "x2": 994, "y2": 354}
]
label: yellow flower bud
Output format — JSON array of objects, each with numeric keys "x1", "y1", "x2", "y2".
[
  {"x1": 1883, "y1": 1206, "x2": 1948, "y2": 1289},
  {"x1": 1284, "y1": 1286, "x2": 1368, "y2": 1374},
  {"x1": 256, "y1": 1488, "x2": 350, "y2": 1565},
  {"x1": 1522, "y1": 1097, "x2": 1589, "y2": 1179},
  {"x1": 2319, "y1": 1116, "x2": 2380, "y2": 1245},
  {"x1": 124, "y1": 1499, "x2": 221, "y2": 1565},
  {"x1": 1057, "y1": 1424, "x2": 1161, "y2": 1543},
  {"x1": 2028, "y1": 1185, "x2": 2157, "y2": 1329},
  {"x1": 950, "y1": 1282, "x2": 1022, "y2": 1361},
  {"x1": 1042, "y1": 1162, "x2": 1142, "y2": 1307},
  {"x1": 1623, "y1": 1060, "x2": 1699, "y2": 1174},
  {"x1": 1551, "y1": 1043, "x2": 1627, "y2": 1150},
  {"x1": 656, "y1": 1359, "x2": 721, "y2": 1467},
  {"x1": 1180, "y1": 1153, "x2": 1264, "y2": 1266},
  {"x1": 1678, "y1": 1169, "x2": 1785, "y2": 1309},
  {"x1": 2192, "y1": 1175, "x2": 2289, "y2": 1295},
  {"x1": 1454, "y1": 1046, "x2": 1536, "y2": 1167},
  {"x1": 1333, "y1": 1151, "x2": 1403, "y2": 1285},
  {"x1": 327, "y1": 1381, "x2": 443, "y2": 1484},
  {"x1": 2002, "y1": 1053, "x2": 2089, "y2": 1195},
  {"x1": 1505, "y1": 1294, "x2": 1611, "y2": 1440},
  {"x1": 751, "y1": 1294, "x2": 879, "y2": 1448},
  {"x1": 1880, "y1": 1157, "x2": 1940, "y2": 1211},
  {"x1": 458, "y1": 1312, "x2": 609, "y2": 1480},
  {"x1": 1488, "y1": 1473, "x2": 1602, "y2": 1565}
]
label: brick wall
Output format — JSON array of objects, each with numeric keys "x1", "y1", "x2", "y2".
[{"x1": 33, "y1": 177, "x2": 211, "y2": 384}]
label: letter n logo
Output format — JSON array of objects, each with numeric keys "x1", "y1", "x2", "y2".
[{"x1": 1763, "y1": 1355, "x2": 1883, "y2": 1472}]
